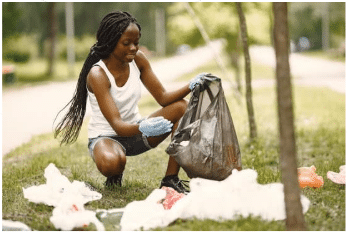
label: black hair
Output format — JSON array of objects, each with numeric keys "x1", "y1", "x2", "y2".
[{"x1": 54, "y1": 11, "x2": 141, "y2": 145}]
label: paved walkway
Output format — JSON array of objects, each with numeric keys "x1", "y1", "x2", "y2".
[
  {"x1": 2, "y1": 43, "x2": 345, "y2": 156},
  {"x1": 249, "y1": 46, "x2": 345, "y2": 93}
]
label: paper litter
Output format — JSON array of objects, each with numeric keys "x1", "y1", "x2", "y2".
[
  {"x1": 22, "y1": 163, "x2": 104, "y2": 230},
  {"x1": 120, "y1": 169, "x2": 311, "y2": 231}
]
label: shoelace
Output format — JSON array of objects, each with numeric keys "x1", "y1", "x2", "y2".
[{"x1": 176, "y1": 179, "x2": 190, "y2": 193}]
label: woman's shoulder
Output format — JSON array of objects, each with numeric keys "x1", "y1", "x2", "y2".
[
  {"x1": 134, "y1": 50, "x2": 150, "y2": 72},
  {"x1": 87, "y1": 64, "x2": 111, "y2": 90}
]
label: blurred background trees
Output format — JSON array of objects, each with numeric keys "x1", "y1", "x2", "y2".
[{"x1": 2, "y1": 2, "x2": 345, "y2": 73}]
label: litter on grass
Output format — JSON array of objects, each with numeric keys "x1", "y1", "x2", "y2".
[
  {"x1": 2, "y1": 220, "x2": 31, "y2": 231},
  {"x1": 120, "y1": 169, "x2": 311, "y2": 231},
  {"x1": 96, "y1": 208, "x2": 124, "y2": 231},
  {"x1": 297, "y1": 165, "x2": 324, "y2": 188},
  {"x1": 22, "y1": 163, "x2": 104, "y2": 231},
  {"x1": 327, "y1": 165, "x2": 345, "y2": 185},
  {"x1": 23, "y1": 163, "x2": 102, "y2": 207}
]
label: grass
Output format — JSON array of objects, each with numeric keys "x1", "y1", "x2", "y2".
[{"x1": 2, "y1": 81, "x2": 345, "y2": 230}]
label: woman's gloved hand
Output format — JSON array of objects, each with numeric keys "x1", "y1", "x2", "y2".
[
  {"x1": 139, "y1": 116, "x2": 173, "y2": 137},
  {"x1": 189, "y1": 73, "x2": 206, "y2": 90}
]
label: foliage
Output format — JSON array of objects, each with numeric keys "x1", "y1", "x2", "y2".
[
  {"x1": 167, "y1": 2, "x2": 272, "y2": 50},
  {"x1": 2, "y1": 34, "x2": 40, "y2": 63},
  {"x1": 288, "y1": 2, "x2": 345, "y2": 50},
  {"x1": 2, "y1": 2, "x2": 174, "y2": 58},
  {"x1": 55, "y1": 35, "x2": 95, "y2": 61}
]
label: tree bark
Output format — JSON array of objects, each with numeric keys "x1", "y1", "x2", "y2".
[
  {"x1": 235, "y1": 2, "x2": 257, "y2": 139},
  {"x1": 273, "y1": 2, "x2": 307, "y2": 230}
]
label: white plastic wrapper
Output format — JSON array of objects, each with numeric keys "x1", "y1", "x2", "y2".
[
  {"x1": 23, "y1": 163, "x2": 102, "y2": 207},
  {"x1": 22, "y1": 163, "x2": 103, "y2": 230},
  {"x1": 120, "y1": 169, "x2": 311, "y2": 231},
  {"x1": 49, "y1": 190, "x2": 104, "y2": 231},
  {"x1": 2, "y1": 220, "x2": 31, "y2": 231}
]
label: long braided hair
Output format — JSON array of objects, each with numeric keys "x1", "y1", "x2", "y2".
[{"x1": 54, "y1": 11, "x2": 141, "y2": 145}]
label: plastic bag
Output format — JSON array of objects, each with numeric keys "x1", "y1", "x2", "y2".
[{"x1": 166, "y1": 74, "x2": 241, "y2": 180}]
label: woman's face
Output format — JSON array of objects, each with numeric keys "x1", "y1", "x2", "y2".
[{"x1": 111, "y1": 23, "x2": 141, "y2": 63}]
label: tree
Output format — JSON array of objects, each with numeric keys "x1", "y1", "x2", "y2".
[
  {"x1": 236, "y1": 2, "x2": 257, "y2": 140},
  {"x1": 273, "y1": 3, "x2": 306, "y2": 230}
]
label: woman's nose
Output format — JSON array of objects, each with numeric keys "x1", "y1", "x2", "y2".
[{"x1": 130, "y1": 44, "x2": 137, "y2": 51}]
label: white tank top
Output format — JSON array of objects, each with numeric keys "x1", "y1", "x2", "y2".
[{"x1": 87, "y1": 60, "x2": 142, "y2": 138}]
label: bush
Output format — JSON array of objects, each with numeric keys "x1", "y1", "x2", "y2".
[
  {"x1": 56, "y1": 35, "x2": 95, "y2": 61},
  {"x1": 2, "y1": 34, "x2": 39, "y2": 63}
]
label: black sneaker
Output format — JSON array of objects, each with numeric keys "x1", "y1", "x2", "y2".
[
  {"x1": 160, "y1": 175, "x2": 190, "y2": 194},
  {"x1": 105, "y1": 174, "x2": 123, "y2": 188}
]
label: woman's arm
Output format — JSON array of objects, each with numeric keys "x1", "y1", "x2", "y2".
[
  {"x1": 135, "y1": 51, "x2": 191, "y2": 107},
  {"x1": 87, "y1": 66, "x2": 141, "y2": 137}
]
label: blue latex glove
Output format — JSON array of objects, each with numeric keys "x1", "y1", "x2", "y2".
[
  {"x1": 189, "y1": 73, "x2": 206, "y2": 90},
  {"x1": 139, "y1": 116, "x2": 173, "y2": 137}
]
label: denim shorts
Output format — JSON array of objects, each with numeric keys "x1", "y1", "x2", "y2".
[{"x1": 88, "y1": 133, "x2": 153, "y2": 161}]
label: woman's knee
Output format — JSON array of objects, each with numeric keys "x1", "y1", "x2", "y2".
[
  {"x1": 170, "y1": 99, "x2": 188, "y2": 120},
  {"x1": 93, "y1": 139, "x2": 126, "y2": 177}
]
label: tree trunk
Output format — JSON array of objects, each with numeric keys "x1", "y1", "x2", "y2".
[
  {"x1": 47, "y1": 2, "x2": 58, "y2": 77},
  {"x1": 235, "y1": 2, "x2": 257, "y2": 139},
  {"x1": 273, "y1": 3, "x2": 307, "y2": 230},
  {"x1": 230, "y1": 32, "x2": 242, "y2": 93}
]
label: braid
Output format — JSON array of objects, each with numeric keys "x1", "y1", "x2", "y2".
[{"x1": 54, "y1": 11, "x2": 141, "y2": 145}]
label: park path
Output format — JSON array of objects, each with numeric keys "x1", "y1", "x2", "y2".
[
  {"x1": 2, "y1": 43, "x2": 345, "y2": 156},
  {"x1": 250, "y1": 46, "x2": 345, "y2": 93}
]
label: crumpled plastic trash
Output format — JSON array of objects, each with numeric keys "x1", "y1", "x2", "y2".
[
  {"x1": 2, "y1": 220, "x2": 31, "y2": 231},
  {"x1": 120, "y1": 189, "x2": 169, "y2": 231},
  {"x1": 327, "y1": 165, "x2": 345, "y2": 184},
  {"x1": 161, "y1": 187, "x2": 186, "y2": 210},
  {"x1": 22, "y1": 163, "x2": 103, "y2": 230},
  {"x1": 120, "y1": 169, "x2": 311, "y2": 231},
  {"x1": 298, "y1": 165, "x2": 324, "y2": 188},
  {"x1": 50, "y1": 190, "x2": 104, "y2": 231},
  {"x1": 96, "y1": 208, "x2": 124, "y2": 231},
  {"x1": 23, "y1": 163, "x2": 102, "y2": 207}
]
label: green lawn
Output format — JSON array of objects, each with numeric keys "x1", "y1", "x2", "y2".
[{"x1": 2, "y1": 83, "x2": 345, "y2": 230}]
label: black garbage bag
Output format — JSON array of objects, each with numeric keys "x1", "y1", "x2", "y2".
[{"x1": 166, "y1": 74, "x2": 242, "y2": 181}]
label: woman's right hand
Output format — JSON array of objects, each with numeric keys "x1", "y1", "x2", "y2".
[
  {"x1": 189, "y1": 73, "x2": 206, "y2": 90},
  {"x1": 139, "y1": 116, "x2": 173, "y2": 137}
]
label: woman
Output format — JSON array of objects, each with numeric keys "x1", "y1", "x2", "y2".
[{"x1": 55, "y1": 11, "x2": 202, "y2": 193}]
